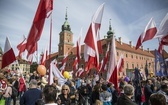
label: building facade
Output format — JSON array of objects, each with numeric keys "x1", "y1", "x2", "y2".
[{"x1": 54, "y1": 11, "x2": 155, "y2": 78}]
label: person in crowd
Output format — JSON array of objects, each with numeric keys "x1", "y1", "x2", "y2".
[
  {"x1": 20, "y1": 79, "x2": 42, "y2": 105},
  {"x1": 43, "y1": 85, "x2": 57, "y2": 105},
  {"x1": 71, "y1": 91, "x2": 80, "y2": 105},
  {"x1": 69, "y1": 80, "x2": 76, "y2": 103},
  {"x1": 118, "y1": 85, "x2": 124, "y2": 97},
  {"x1": 117, "y1": 84, "x2": 137, "y2": 105},
  {"x1": 135, "y1": 83, "x2": 142, "y2": 105},
  {"x1": 29, "y1": 71, "x2": 38, "y2": 82},
  {"x1": 0, "y1": 73, "x2": 7, "y2": 98},
  {"x1": 99, "y1": 84, "x2": 112, "y2": 105},
  {"x1": 157, "y1": 80, "x2": 168, "y2": 103},
  {"x1": 52, "y1": 77, "x2": 62, "y2": 97},
  {"x1": 57, "y1": 84, "x2": 71, "y2": 105},
  {"x1": 91, "y1": 84, "x2": 101, "y2": 104},
  {"x1": 149, "y1": 93, "x2": 166, "y2": 105},
  {"x1": 107, "y1": 82, "x2": 119, "y2": 105},
  {"x1": 78, "y1": 80, "x2": 90, "y2": 104},
  {"x1": 41, "y1": 75, "x2": 48, "y2": 90},
  {"x1": 140, "y1": 81, "x2": 146, "y2": 105},
  {"x1": 19, "y1": 74, "x2": 26, "y2": 98},
  {"x1": 75, "y1": 78, "x2": 81, "y2": 89},
  {"x1": 144, "y1": 79, "x2": 154, "y2": 105},
  {"x1": 11, "y1": 75, "x2": 19, "y2": 105},
  {"x1": 35, "y1": 99, "x2": 45, "y2": 105},
  {"x1": 95, "y1": 99, "x2": 103, "y2": 105},
  {"x1": 3, "y1": 79, "x2": 12, "y2": 105},
  {"x1": 25, "y1": 72, "x2": 30, "y2": 89}
]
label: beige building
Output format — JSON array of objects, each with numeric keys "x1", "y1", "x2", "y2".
[{"x1": 8, "y1": 58, "x2": 31, "y2": 74}]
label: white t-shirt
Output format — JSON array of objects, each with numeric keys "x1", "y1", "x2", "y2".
[{"x1": 45, "y1": 103, "x2": 58, "y2": 105}]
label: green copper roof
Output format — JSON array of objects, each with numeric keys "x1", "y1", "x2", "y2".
[
  {"x1": 107, "y1": 19, "x2": 114, "y2": 38},
  {"x1": 62, "y1": 7, "x2": 71, "y2": 31}
]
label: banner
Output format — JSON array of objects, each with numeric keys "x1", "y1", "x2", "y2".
[{"x1": 155, "y1": 50, "x2": 167, "y2": 76}]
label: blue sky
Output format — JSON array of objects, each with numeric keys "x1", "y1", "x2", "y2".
[{"x1": 0, "y1": 0, "x2": 168, "y2": 58}]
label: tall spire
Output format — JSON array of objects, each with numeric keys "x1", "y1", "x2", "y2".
[
  {"x1": 62, "y1": 7, "x2": 71, "y2": 31},
  {"x1": 109, "y1": 19, "x2": 112, "y2": 31},
  {"x1": 107, "y1": 19, "x2": 114, "y2": 38},
  {"x1": 65, "y1": 7, "x2": 68, "y2": 21}
]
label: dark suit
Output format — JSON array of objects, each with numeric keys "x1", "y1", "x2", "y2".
[
  {"x1": 117, "y1": 94, "x2": 137, "y2": 105},
  {"x1": 144, "y1": 84, "x2": 153, "y2": 105}
]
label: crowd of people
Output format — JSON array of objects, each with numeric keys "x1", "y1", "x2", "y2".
[{"x1": 0, "y1": 69, "x2": 168, "y2": 105}]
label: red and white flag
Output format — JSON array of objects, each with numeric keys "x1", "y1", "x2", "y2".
[
  {"x1": 155, "y1": 13, "x2": 168, "y2": 38},
  {"x1": 107, "y1": 36, "x2": 118, "y2": 89},
  {"x1": 135, "y1": 18, "x2": 157, "y2": 49},
  {"x1": 27, "y1": 43, "x2": 37, "y2": 63},
  {"x1": 40, "y1": 48, "x2": 48, "y2": 65},
  {"x1": 1, "y1": 37, "x2": 16, "y2": 69},
  {"x1": 60, "y1": 53, "x2": 68, "y2": 73},
  {"x1": 99, "y1": 44, "x2": 110, "y2": 73},
  {"x1": 73, "y1": 29, "x2": 82, "y2": 71},
  {"x1": 75, "y1": 68, "x2": 84, "y2": 77},
  {"x1": 49, "y1": 59, "x2": 67, "y2": 85},
  {"x1": 117, "y1": 54, "x2": 124, "y2": 72},
  {"x1": 26, "y1": 0, "x2": 53, "y2": 57},
  {"x1": 157, "y1": 13, "x2": 168, "y2": 54},
  {"x1": 84, "y1": 3, "x2": 105, "y2": 72},
  {"x1": 17, "y1": 35, "x2": 26, "y2": 58}
]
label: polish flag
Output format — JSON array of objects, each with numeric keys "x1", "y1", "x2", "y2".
[
  {"x1": 161, "y1": 35, "x2": 168, "y2": 45},
  {"x1": 99, "y1": 44, "x2": 110, "y2": 73},
  {"x1": 27, "y1": 54, "x2": 33, "y2": 64},
  {"x1": 17, "y1": 35, "x2": 26, "y2": 58},
  {"x1": 107, "y1": 36, "x2": 118, "y2": 89},
  {"x1": 73, "y1": 57, "x2": 78, "y2": 71},
  {"x1": 158, "y1": 35, "x2": 168, "y2": 54},
  {"x1": 40, "y1": 48, "x2": 48, "y2": 65},
  {"x1": 60, "y1": 53, "x2": 69, "y2": 73},
  {"x1": 135, "y1": 18, "x2": 157, "y2": 49},
  {"x1": 49, "y1": 59, "x2": 66, "y2": 85},
  {"x1": 73, "y1": 29, "x2": 82, "y2": 71},
  {"x1": 26, "y1": 42, "x2": 37, "y2": 63},
  {"x1": 157, "y1": 13, "x2": 168, "y2": 53},
  {"x1": 26, "y1": 0, "x2": 53, "y2": 57},
  {"x1": 75, "y1": 68, "x2": 84, "y2": 77},
  {"x1": 1, "y1": 37, "x2": 16, "y2": 69},
  {"x1": 117, "y1": 54, "x2": 124, "y2": 72},
  {"x1": 84, "y1": 3, "x2": 105, "y2": 72},
  {"x1": 155, "y1": 13, "x2": 168, "y2": 38}
]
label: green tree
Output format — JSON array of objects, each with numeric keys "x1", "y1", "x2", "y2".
[{"x1": 30, "y1": 62, "x2": 38, "y2": 73}]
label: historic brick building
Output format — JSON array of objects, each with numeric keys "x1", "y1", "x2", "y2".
[{"x1": 49, "y1": 11, "x2": 157, "y2": 78}]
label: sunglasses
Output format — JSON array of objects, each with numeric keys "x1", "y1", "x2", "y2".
[{"x1": 62, "y1": 89, "x2": 68, "y2": 91}]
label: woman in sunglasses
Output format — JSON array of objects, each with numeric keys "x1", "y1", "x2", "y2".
[{"x1": 57, "y1": 84, "x2": 71, "y2": 105}]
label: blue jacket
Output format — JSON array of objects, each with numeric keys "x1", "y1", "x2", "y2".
[{"x1": 20, "y1": 88, "x2": 42, "y2": 105}]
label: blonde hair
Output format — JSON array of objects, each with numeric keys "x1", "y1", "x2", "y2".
[
  {"x1": 61, "y1": 84, "x2": 70, "y2": 94},
  {"x1": 95, "y1": 100, "x2": 103, "y2": 105}
]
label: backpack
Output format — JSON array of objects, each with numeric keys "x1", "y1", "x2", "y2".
[{"x1": 11, "y1": 86, "x2": 18, "y2": 98}]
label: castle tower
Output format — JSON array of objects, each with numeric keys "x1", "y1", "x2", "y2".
[
  {"x1": 107, "y1": 19, "x2": 114, "y2": 39},
  {"x1": 58, "y1": 8, "x2": 74, "y2": 56}
]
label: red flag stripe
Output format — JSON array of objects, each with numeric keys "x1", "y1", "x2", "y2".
[
  {"x1": 2, "y1": 37, "x2": 16, "y2": 69},
  {"x1": 26, "y1": 0, "x2": 53, "y2": 56}
]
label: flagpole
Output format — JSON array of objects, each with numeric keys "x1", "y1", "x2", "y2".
[
  {"x1": 36, "y1": 43, "x2": 38, "y2": 63},
  {"x1": 48, "y1": 13, "x2": 52, "y2": 84}
]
